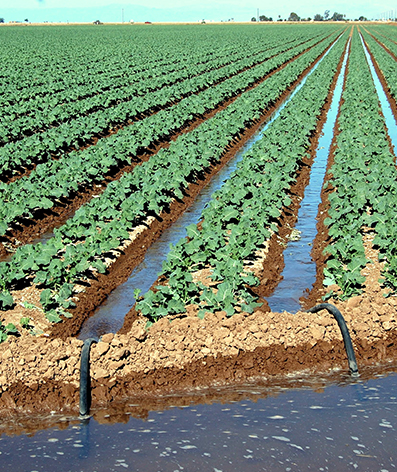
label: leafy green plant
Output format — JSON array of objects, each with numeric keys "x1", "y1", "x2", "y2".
[
  {"x1": 136, "y1": 32, "x2": 349, "y2": 319},
  {"x1": 0, "y1": 29, "x2": 342, "y2": 322},
  {"x1": 19, "y1": 316, "x2": 32, "y2": 329},
  {"x1": 0, "y1": 321, "x2": 18, "y2": 343}
]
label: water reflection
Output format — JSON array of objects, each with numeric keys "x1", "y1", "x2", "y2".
[
  {"x1": 266, "y1": 41, "x2": 350, "y2": 313},
  {"x1": 0, "y1": 363, "x2": 396, "y2": 471},
  {"x1": 360, "y1": 33, "x2": 397, "y2": 154},
  {"x1": 79, "y1": 38, "x2": 343, "y2": 340}
]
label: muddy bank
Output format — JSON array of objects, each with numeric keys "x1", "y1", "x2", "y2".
[{"x1": 1, "y1": 275, "x2": 397, "y2": 417}]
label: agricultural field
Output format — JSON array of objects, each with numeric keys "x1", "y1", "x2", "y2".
[{"x1": 1, "y1": 23, "x2": 397, "y2": 424}]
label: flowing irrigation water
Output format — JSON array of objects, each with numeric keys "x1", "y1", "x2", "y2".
[
  {"x1": 4, "y1": 28, "x2": 397, "y2": 472},
  {"x1": 360, "y1": 33, "x2": 397, "y2": 153},
  {"x1": 1, "y1": 363, "x2": 397, "y2": 471},
  {"x1": 266, "y1": 33, "x2": 397, "y2": 315},
  {"x1": 265, "y1": 41, "x2": 350, "y2": 314},
  {"x1": 78, "y1": 38, "x2": 343, "y2": 340}
]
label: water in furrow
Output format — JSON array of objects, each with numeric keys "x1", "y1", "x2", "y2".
[
  {"x1": 79, "y1": 38, "x2": 342, "y2": 340},
  {"x1": 360, "y1": 33, "x2": 397, "y2": 154},
  {"x1": 265, "y1": 41, "x2": 350, "y2": 313}
]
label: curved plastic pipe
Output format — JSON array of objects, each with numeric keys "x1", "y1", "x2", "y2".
[
  {"x1": 79, "y1": 337, "x2": 97, "y2": 418},
  {"x1": 306, "y1": 303, "x2": 359, "y2": 377}
]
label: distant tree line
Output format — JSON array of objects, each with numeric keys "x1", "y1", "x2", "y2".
[{"x1": 251, "y1": 10, "x2": 370, "y2": 22}]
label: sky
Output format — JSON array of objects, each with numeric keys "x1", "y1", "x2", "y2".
[{"x1": 1, "y1": 0, "x2": 395, "y2": 23}]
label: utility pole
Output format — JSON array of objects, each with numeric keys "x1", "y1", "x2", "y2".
[
  {"x1": 257, "y1": 8, "x2": 259, "y2": 21},
  {"x1": 122, "y1": 8, "x2": 124, "y2": 23}
]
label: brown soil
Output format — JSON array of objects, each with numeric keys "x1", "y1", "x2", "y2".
[
  {"x1": 0, "y1": 33, "x2": 342, "y2": 343},
  {"x1": 0, "y1": 33, "x2": 333, "y2": 260},
  {"x1": 1, "y1": 280, "x2": 397, "y2": 420},
  {"x1": 4, "y1": 28, "x2": 397, "y2": 426}
]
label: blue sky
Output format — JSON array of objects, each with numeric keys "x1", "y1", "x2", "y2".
[{"x1": 1, "y1": 0, "x2": 395, "y2": 23}]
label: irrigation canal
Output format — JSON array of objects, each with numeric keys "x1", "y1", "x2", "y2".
[{"x1": 0, "y1": 363, "x2": 396, "y2": 471}]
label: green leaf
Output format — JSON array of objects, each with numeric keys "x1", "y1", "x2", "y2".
[
  {"x1": 45, "y1": 310, "x2": 62, "y2": 323},
  {"x1": 40, "y1": 289, "x2": 53, "y2": 309},
  {"x1": 20, "y1": 317, "x2": 31, "y2": 328},
  {"x1": 5, "y1": 323, "x2": 18, "y2": 335},
  {"x1": 197, "y1": 309, "x2": 206, "y2": 320},
  {"x1": 0, "y1": 291, "x2": 14, "y2": 310},
  {"x1": 0, "y1": 221, "x2": 8, "y2": 235}
]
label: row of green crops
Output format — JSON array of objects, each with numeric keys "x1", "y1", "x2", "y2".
[
  {"x1": 0, "y1": 37, "x2": 245, "y2": 109},
  {"x1": 2, "y1": 32, "x2": 322, "y2": 144},
  {"x1": 0, "y1": 25, "x2": 334, "y2": 108},
  {"x1": 361, "y1": 28, "x2": 397, "y2": 103},
  {"x1": 2, "y1": 28, "x2": 326, "y2": 115},
  {"x1": 365, "y1": 25, "x2": 397, "y2": 58},
  {"x1": 0, "y1": 31, "x2": 341, "y2": 236},
  {"x1": 0, "y1": 30, "x2": 342, "y2": 321},
  {"x1": 0, "y1": 28, "x2": 253, "y2": 102},
  {"x1": 0, "y1": 31, "x2": 335, "y2": 176},
  {"x1": 322, "y1": 29, "x2": 397, "y2": 298},
  {"x1": 134, "y1": 31, "x2": 349, "y2": 320}
]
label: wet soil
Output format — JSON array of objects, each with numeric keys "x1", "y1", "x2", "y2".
[
  {"x1": 4, "y1": 28, "x2": 397, "y2": 420},
  {"x1": 0, "y1": 34, "x2": 333, "y2": 260},
  {"x1": 0, "y1": 35, "x2": 341, "y2": 342},
  {"x1": 2, "y1": 278, "x2": 397, "y2": 419}
]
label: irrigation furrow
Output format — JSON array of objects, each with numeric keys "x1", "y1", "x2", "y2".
[
  {"x1": 363, "y1": 26, "x2": 397, "y2": 59},
  {"x1": 359, "y1": 32, "x2": 397, "y2": 154},
  {"x1": 0, "y1": 30, "x2": 345, "y2": 339},
  {"x1": 0, "y1": 31, "x2": 342, "y2": 259},
  {"x1": 360, "y1": 28, "x2": 397, "y2": 136},
  {"x1": 313, "y1": 28, "x2": 397, "y2": 300},
  {"x1": 104, "y1": 31, "x2": 350, "y2": 334},
  {"x1": 0, "y1": 30, "x2": 337, "y2": 183},
  {"x1": 264, "y1": 37, "x2": 350, "y2": 314}
]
